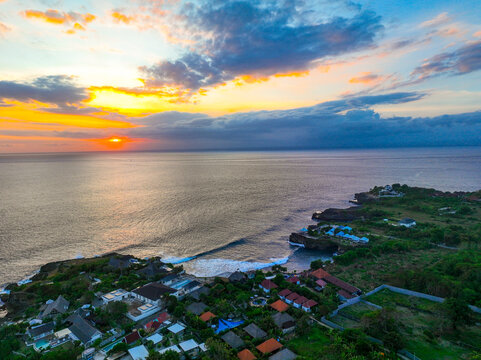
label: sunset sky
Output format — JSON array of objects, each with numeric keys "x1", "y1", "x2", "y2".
[{"x1": 0, "y1": 0, "x2": 481, "y2": 152}]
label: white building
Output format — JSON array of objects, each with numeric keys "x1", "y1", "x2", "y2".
[
  {"x1": 128, "y1": 345, "x2": 149, "y2": 360},
  {"x1": 101, "y1": 289, "x2": 129, "y2": 304}
]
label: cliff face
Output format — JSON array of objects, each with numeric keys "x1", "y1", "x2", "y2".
[
  {"x1": 289, "y1": 232, "x2": 339, "y2": 251},
  {"x1": 312, "y1": 206, "x2": 365, "y2": 222}
]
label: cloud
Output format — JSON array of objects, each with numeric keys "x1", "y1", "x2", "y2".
[
  {"x1": 115, "y1": 91, "x2": 463, "y2": 150},
  {"x1": 22, "y1": 9, "x2": 95, "y2": 33},
  {"x1": 140, "y1": 1, "x2": 383, "y2": 92},
  {"x1": 0, "y1": 75, "x2": 88, "y2": 107},
  {"x1": 111, "y1": 11, "x2": 136, "y2": 24},
  {"x1": 0, "y1": 21, "x2": 10, "y2": 36},
  {"x1": 411, "y1": 40, "x2": 481, "y2": 80},
  {"x1": 349, "y1": 72, "x2": 383, "y2": 84},
  {"x1": 420, "y1": 12, "x2": 451, "y2": 28}
]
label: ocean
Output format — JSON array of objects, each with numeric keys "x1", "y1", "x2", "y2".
[{"x1": 1, "y1": 147, "x2": 480, "y2": 284}]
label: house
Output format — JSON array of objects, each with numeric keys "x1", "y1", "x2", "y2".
[
  {"x1": 286, "y1": 276, "x2": 300, "y2": 285},
  {"x1": 128, "y1": 345, "x2": 149, "y2": 360},
  {"x1": 189, "y1": 286, "x2": 210, "y2": 301},
  {"x1": 315, "y1": 279, "x2": 327, "y2": 291},
  {"x1": 146, "y1": 333, "x2": 163, "y2": 345},
  {"x1": 145, "y1": 312, "x2": 170, "y2": 332},
  {"x1": 131, "y1": 282, "x2": 176, "y2": 306},
  {"x1": 179, "y1": 339, "x2": 200, "y2": 356},
  {"x1": 67, "y1": 315, "x2": 102, "y2": 346},
  {"x1": 270, "y1": 299, "x2": 289, "y2": 312},
  {"x1": 243, "y1": 323, "x2": 267, "y2": 339},
  {"x1": 221, "y1": 331, "x2": 245, "y2": 349},
  {"x1": 123, "y1": 330, "x2": 141, "y2": 345},
  {"x1": 238, "y1": 348, "x2": 257, "y2": 360},
  {"x1": 399, "y1": 218, "x2": 416, "y2": 228},
  {"x1": 199, "y1": 311, "x2": 216, "y2": 322},
  {"x1": 260, "y1": 279, "x2": 278, "y2": 293},
  {"x1": 256, "y1": 338, "x2": 283, "y2": 355},
  {"x1": 301, "y1": 300, "x2": 318, "y2": 312},
  {"x1": 379, "y1": 185, "x2": 402, "y2": 197},
  {"x1": 137, "y1": 262, "x2": 168, "y2": 279},
  {"x1": 269, "y1": 348, "x2": 297, "y2": 360},
  {"x1": 183, "y1": 280, "x2": 202, "y2": 294},
  {"x1": 159, "y1": 273, "x2": 180, "y2": 286},
  {"x1": 27, "y1": 322, "x2": 55, "y2": 340},
  {"x1": 278, "y1": 289, "x2": 292, "y2": 300},
  {"x1": 40, "y1": 295, "x2": 70, "y2": 318},
  {"x1": 101, "y1": 289, "x2": 129, "y2": 304},
  {"x1": 310, "y1": 268, "x2": 330, "y2": 281},
  {"x1": 109, "y1": 255, "x2": 134, "y2": 269},
  {"x1": 324, "y1": 275, "x2": 361, "y2": 296},
  {"x1": 159, "y1": 345, "x2": 181, "y2": 354},
  {"x1": 167, "y1": 323, "x2": 186, "y2": 334},
  {"x1": 337, "y1": 289, "x2": 356, "y2": 301},
  {"x1": 229, "y1": 271, "x2": 246, "y2": 282},
  {"x1": 186, "y1": 301, "x2": 208, "y2": 316},
  {"x1": 272, "y1": 312, "x2": 296, "y2": 333},
  {"x1": 285, "y1": 292, "x2": 300, "y2": 304},
  {"x1": 293, "y1": 296, "x2": 308, "y2": 308}
]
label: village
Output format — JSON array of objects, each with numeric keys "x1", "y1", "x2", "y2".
[
  {"x1": 1, "y1": 250, "x2": 376, "y2": 360},
  {"x1": 2, "y1": 184, "x2": 481, "y2": 360}
]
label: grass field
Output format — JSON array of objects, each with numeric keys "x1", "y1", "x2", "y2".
[
  {"x1": 287, "y1": 326, "x2": 331, "y2": 358},
  {"x1": 329, "y1": 289, "x2": 481, "y2": 359}
]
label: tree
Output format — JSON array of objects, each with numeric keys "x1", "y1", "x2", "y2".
[
  {"x1": 361, "y1": 309, "x2": 405, "y2": 351},
  {"x1": 108, "y1": 342, "x2": 128, "y2": 355},
  {"x1": 147, "y1": 350, "x2": 180, "y2": 360},
  {"x1": 443, "y1": 297, "x2": 473, "y2": 330},
  {"x1": 206, "y1": 338, "x2": 233, "y2": 360},
  {"x1": 106, "y1": 301, "x2": 128, "y2": 321}
]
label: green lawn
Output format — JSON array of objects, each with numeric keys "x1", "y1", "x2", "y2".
[
  {"x1": 338, "y1": 301, "x2": 379, "y2": 320},
  {"x1": 287, "y1": 326, "x2": 331, "y2": 358}
]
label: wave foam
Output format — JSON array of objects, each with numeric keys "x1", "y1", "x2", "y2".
[
  {"x1": 162, "y1": 255, "x2": 197, "y2": 264},
  {"x1": 184, "y1": 257, "x2": 289, "y2": 277}
]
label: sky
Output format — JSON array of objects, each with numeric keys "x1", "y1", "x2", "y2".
[{"x1": 0, "y1": 0, "x2": 480, "y2": 152}]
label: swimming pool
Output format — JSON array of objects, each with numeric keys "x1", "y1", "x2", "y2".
[
  {"x1": 34, "y1": 339, "x2": 50, "y2": 351},
  {"x1": 102, "y1": 339, "x2": 122, "y2": 353},
  {"x1": 170, "y1": 279, "x2": 192, "y2": 290}
]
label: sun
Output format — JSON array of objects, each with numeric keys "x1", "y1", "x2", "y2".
[{"x1": 108, "y1": 137, "x2": 123, "y2": 143}]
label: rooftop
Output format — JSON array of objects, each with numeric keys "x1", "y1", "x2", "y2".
[
  {"x1": 310, "y1": 268, "x2": 330, "y2": 280},
  {"x1": 256, "y1": 338, "x2": 283, "y2": 354},
  {"x1": 221, "y1": 331, "x2": 245, "y2": 349},
  {"x1": 260, "y1": 279, "x2": 278, "y2": 290},
  {"x1": 238, "y1": 349, "x2": 257, "y2": 360},
  {"x1": 168, "y1": 323, "x2": 186, "y2": 334},
  {"x1": 186, "y1": 301, "x2": 208, "y2": 316},
  {"x1": 128, "y1": 345, "x2": 149, "y2": 360},
  {"x1": 132, "y1": 282, "x2": 175, "y2": 301},
  {"x1": 243, "y1": 323, "x2": 267, "y2": 339},
  {"x1": 179, "y1": 339, "x2": 199, "y2": 352},
  {"x1": 199, "y1": 311, "x2": 216, "y2": 322},
  {"x1": 269, "y1": 348, "x2": 297, "y2": 360},
  {"x1": 270, "y1": 299, "x2": 289, "y2": 312}
]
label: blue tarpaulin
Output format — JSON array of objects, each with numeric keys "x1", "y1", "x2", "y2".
[{"x1": 215, "y1": 319, "x2": 244, "y2": 334}]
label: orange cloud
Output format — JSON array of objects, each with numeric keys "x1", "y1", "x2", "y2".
[
  {"x1": 111, "y1": 11, "x2": 136, "y2": 24},
  {"x1": 349, "y1": 72, "x2": 383, "y2": 84},
  {"x1": 22, "y1": 9, "x2": 95, "y2": 33}
]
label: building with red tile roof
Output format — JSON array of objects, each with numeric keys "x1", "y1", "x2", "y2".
[
  {"x1": 285, "y1": 292, "x2": 300, "y2": 304},
  {"x1": 286, "y1": 276, "x2": 300, "y2": 285},
  {"x1": 278, "y1": 289, "x2": 292, "y2": 300},
  {"x1": 260, "y1": 279, "x2": 278, "y2": 293},
  {"x1": 293, "y1": 296, "x2": 308, "y2": 308},
  {"x1": 310, "y1": 268, "x2": 330, "y2": 280},
  {"x1": 123, "y1": 330, "x2": 141, "y2": 345},
  {"x1": 301, "y1": 299, "x2": 318, "y2": 312},
  {"x1": 270, "y1": 299, "x2": 289, "y2": 312},
  {"x1": 324, "y1": 275, "x2": 360, "y2": 295},
  {"x1": 256, "y1": 338, "x2": 283, "y2": 354},
  {"x1": 238, "y1": 349, "x2": 257, "y2": 360},
  {"x1": 199, "y1": 311, "x2": 216, "y2": 322}
]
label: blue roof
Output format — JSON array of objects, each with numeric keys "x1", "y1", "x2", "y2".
[
  {"x1": 300, "y1": 228, "x2": 308, "y2": 232},
  {"x1": 215, "y1": 319, "x2": 244, "y2": 334},
  {"x1": 337, "y1": 231, "x2": 345, "y2": 236},
  {"x1": 344, "y1": 226, "x2": 352, "y2": 231}
]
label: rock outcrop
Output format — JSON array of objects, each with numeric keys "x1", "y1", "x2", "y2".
[
  {"x1": 312, "y1": 207, "x2": 365, "y2": 222},
  {"x1": 289, "y1": 232, "x2": 340, "y2": 252}
]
